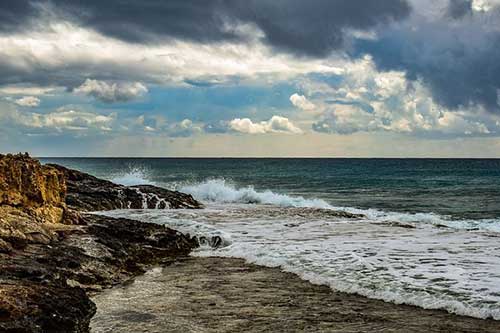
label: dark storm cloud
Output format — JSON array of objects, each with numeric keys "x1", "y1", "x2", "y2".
[
  {"x1": 0, "y1": 1, "x2": 38, "y2": 34},
  {"x1": 353, "y1": 17, "x2": 500, "y2": 113},
  {"x1": 447, "y1": 0, "x2": 473, "y2": 19},
  {"x1": 222, "y1": 0, "x2": 412, "y2": 57},
  {"x1": 0, "y1": 0, "x2": 411, "y2": 57}
]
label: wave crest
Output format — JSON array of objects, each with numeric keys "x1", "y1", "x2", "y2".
[{"x1": 181, "y1": 179, "x2": 332, "y2": 208}]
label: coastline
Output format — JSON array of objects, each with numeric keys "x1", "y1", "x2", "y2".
[
  {"x1": 0, "y1": 154, "x2": 200, "y2": 332},
  {"x1": 91, "y1": 256, "x2": 500, "y2": 332},
  {"x1": 1, "y1": 154, "x2": 499, "y2": 332}
]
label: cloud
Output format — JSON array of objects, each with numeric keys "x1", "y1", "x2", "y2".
[
  {"x1": 167, "y1": 119, "x2": 203, "y2": 137},
  {"x1": 447, "y1": 0, "x2": 472, "y2": 19},
  {"x1": 230, "y1": 116, "x2": 303, "y2": 134},
  {"x1": 353, "y1": 4, "x2": 500, "y2": 113},
  {"x1": 14, "y1": 96, "x2": 40, "y2": 107},
  {"x1": 0, "y1": 0, "x2": 410, "y2": 58},
  {"x1": 74, "y1": 79, "x2": 148, "y2": 103},
  {"x1": 2, "y1": 106, "x2": 116, "y2": 134},
  {"x1": 290, "y1": 93, "x2": 316, "y2": 112},
  {"x1": 471, "y1": 0, "x2": 500, "y2": 12},
  {"x1": 0, "y1": 21, "x2": 342, "y2": 90},
  {"x1": 302, "y1": 56, "x2": 499, "y2": 137}
]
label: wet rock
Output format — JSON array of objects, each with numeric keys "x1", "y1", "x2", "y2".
[
  {"x1": 0, "y1": 215, "x2": 198, "y2": 332},
  {"x1": 48, "y1": 164, "x2": 202, "y2": 211}
]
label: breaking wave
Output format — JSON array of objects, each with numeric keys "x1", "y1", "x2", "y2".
[
  {"x1": 180, "y1": 178, "x2": 332, "y2": 209},
  {"x1": 181, "y1": 178, "x2": 500, "y2": 232}
]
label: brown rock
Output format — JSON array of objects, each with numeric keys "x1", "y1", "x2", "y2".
[{"x1": 0, "y1": 153, "x2": 67, "y2": 224}]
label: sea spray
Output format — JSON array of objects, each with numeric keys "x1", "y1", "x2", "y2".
[
  {"x1": 111, "y1": 167, "x2": 155, "y2": 186},
  {"x1": 181, "y1": 178, "x2": 332, "y2": 208}
]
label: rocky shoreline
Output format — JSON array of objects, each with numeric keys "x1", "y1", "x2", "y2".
[
  {"x1": 0, "y1": 154, "x2": 201, "y2": 332},
  {"x1": 2, "y1": 154, "x2": 500, "y2": 332}
]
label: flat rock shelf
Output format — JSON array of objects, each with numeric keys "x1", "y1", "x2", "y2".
[{"x1": 91, "y1": 257, "x2": 500, "y2": 333}]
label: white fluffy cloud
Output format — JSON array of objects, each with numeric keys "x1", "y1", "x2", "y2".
[
  {"x1": 230, "y1": 116, "x2": 303, "y2": 134},
  {"x1": 168, "y1": 119, "x2": 203, "y2": 137},
  {"x1": 14, "y1": 96, "x2": 40, "y2": 107},
  {"x1": 74, "y1": 79, "x2": 148, "y2": 103},
  {"x1": 290, "y1": 93, "x2": 316, "y2": 112},
  {"x1": 301, "y1": 56, "x2": 499, "y2": 137},
  {"x1": 472, "y1": 0, "x2": 500, "y2": 12}
]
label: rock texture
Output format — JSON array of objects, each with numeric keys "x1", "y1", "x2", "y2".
[
  {"x1": 0, "y1": 153, "x2": 76, "y2": 254},
  {"x1": 0, "y1": 154, "x2": 200, "y2": 332},
  {"x1": 48, "y1": 164, "x2": 202, "y2": 211},
  {"x1": 0, "y1": 215, "x2": 197, "y2": 332}
]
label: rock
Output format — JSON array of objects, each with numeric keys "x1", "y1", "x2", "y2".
[
  {"x1": 48, "y1": 164, "x2": 202, "y2": 211},
  {"x1": 0, "y1": 153, "x2": 67, "y2": 224},
  {"x1": 0, "y1": 154, "x2": 201, "y2": 332},
  {"x1": 0, "y1": 154, "x2": 75, "y2": 252},
  {"x1": 0, "y1": 214, "x2": 198, "y2": 332}
]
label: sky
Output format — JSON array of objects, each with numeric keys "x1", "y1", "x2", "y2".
[{"x1": 1, "y1": 0, "x2": 500, "y2": 157}]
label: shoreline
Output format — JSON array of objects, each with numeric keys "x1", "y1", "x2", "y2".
[
  {"x1": 2, "y1": 154, "x2": 499, "y2": 332},
  {"x1": 91, "y1": 256, "x2": 500, "y2": 333},
  {"x1": 0, "y1": 154, "x2": 201, "y2": 332}
]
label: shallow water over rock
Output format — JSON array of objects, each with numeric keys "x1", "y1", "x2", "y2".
[{"x1": 91, "y1": 257, "x2": 500, "y2": 333}]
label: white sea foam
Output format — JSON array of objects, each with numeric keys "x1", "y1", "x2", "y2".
[
  {"x1": 111, "y1": 167, "x2": 155, "y2": 186},
  {"x1": 97, "y1": 179, "x2": 500, "y2": 319},
  {"x1": 180, "y1": 179, "x2": 500, "y2": 232},
  {"x1": 181, "y1": 178, "x2": 335, "y2": 209},
  {"x1": 99, "y1": 205, "x2": 500, "y2": 320}
]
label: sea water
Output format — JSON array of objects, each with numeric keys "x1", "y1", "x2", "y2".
[{"x1": 41, "y1": 158, "x2": 500, "y2": 319}]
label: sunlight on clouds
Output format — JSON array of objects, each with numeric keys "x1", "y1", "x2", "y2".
[
  {"x1": 472, "y1": 0, "x2": 500, "y2": 11},
  {"x1": 5, "y1": 107, "x2": 116, "y2": 133},
  {"x1": 289, "y1": 93, "x2": 316, "y2": 112},
  {"x1": 298, "y1": 56, "x2": 500, "y2": 137},
  {"x1": 0, "y1": 21, "x2": 342, "y2": 88},
  {"x1": 230, "y1": 116, "x2": 303, "y2": 135}
]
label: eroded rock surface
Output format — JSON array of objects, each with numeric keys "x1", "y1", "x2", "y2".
[{"x1": 0, "y1": 153, "x2": 78, "y2": 254}]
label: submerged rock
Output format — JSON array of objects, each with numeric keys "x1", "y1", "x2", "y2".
[{"x1": 48, "y1": 164, "x2": 202, "y2": 211}]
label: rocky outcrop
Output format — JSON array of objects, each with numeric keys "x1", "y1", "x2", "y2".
[
  {"x1": 0, "y1": 154, "x2": 201, "y2": 332},
  {"x1": 0, "y1": 153, "x2": 78, "y2": 254},
  {"x1": 0, "y1": 153, "x2": 66, "y2": 224},
  {"x1": 48, "y1": 164, "x2": 202, "y2": 211}
]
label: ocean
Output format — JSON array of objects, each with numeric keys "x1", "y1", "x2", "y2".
[{"x1": 41, "y1": 158, "x2": 500, "y2": 319}]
